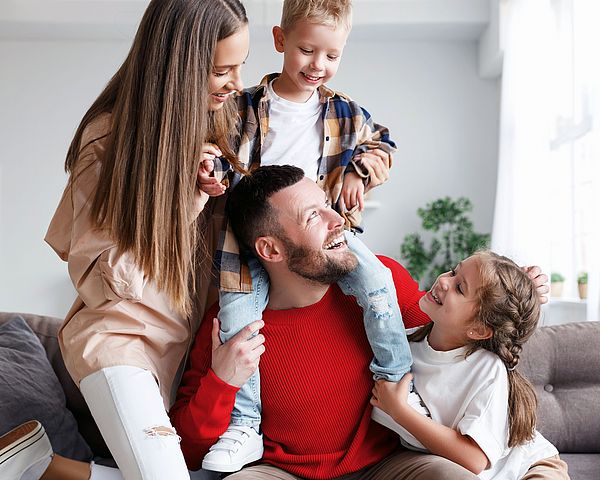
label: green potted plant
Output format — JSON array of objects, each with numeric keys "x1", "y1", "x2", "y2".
[
  {"x1": 400, "y1": 197, "x2": 490, "y2": 289},
  {"x1": 577, "y1": 272, "x2": 588, "y2": 300},
  {"x1": 550, "y1": 272, "x2": 565, "y2": 297}
]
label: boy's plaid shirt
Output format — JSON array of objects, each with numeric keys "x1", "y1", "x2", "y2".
[{"x1": 211, "y1": 73, "x2": 397, "y2": 293}]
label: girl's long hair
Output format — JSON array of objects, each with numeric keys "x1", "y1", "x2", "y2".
[
  {"x1": 410, "y1": 251, "x2": 541, "y2": 447},
  {"x1": 64, "y1": 0, "x2": 247, "y2": 317}
]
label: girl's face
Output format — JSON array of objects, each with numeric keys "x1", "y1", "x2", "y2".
[
  {"x1": 208, "y1": 24, "x2": 249, "y2": 111},
  {"x1": 419, "y1": 255, "x2": 483, "y2": 349}
]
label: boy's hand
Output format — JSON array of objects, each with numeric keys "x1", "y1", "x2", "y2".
[
  {"x1": 340, "y1": 172, "x2": 365, "y2": 212},
  {"x1": 522, "y1": 266, "x2": 550, "y2": 304},
  {"x1": 358, "y1": 148, "x2": 392, "y2": 192},
  {"x1": 197, "y1": 143, "x2": 226, "y2": 197},
  {"x1": 371, "y1": 373, "x2": 413, "y2": 423}
]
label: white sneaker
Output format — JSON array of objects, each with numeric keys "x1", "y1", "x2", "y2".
[
  {"x1": 201, "y1": 425, "x2": 263, "y2": 472},
  {"x1": 371, "y1": 388, "x2": 431, "y2": 452},
  {"x1": 0, "y1": 421, "x2": 53, "y2": 480}
]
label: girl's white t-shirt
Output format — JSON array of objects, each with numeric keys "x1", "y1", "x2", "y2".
[
  {"x1": 259, "y1": 80, "x2": 323, "y2": 181},
  {"x1": 411, "y1": 338, "x2": 558, "y2": 480}
]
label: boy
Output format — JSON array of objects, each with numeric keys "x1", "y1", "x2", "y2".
[{"x1": 199, "y1": 0, "x2": 425, "y2": 472}]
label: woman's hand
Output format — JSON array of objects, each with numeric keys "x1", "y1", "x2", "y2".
[
  {"x1": 197, "y1": 143, "x2": 226, "y2": 197},
  {"x1": 211, "y1": 318, "x2": 265, "y2": 388},
  {"x1": 371, "y1": 373, "x2": 413, "y2": 423}
]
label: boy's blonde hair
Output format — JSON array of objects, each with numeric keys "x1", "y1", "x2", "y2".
[{"x1": 281, "y1": 0, "x2": 352, "y2": 32}]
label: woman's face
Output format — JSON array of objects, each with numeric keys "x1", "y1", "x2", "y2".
[{"x1": 208, "y1": 24, "x2": 249, "y2": 111}]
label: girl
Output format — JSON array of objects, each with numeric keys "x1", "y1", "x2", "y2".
[
  {"x1": 371, "y1": 251, "x2": 569, "y2": 480},
  {"x1": 11, "y1": 1, "x2": 256, "y2": 479}
]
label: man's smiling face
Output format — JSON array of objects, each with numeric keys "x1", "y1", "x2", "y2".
[{"x1": 269, "y1": 177, "x2": 357, "y2": 283}]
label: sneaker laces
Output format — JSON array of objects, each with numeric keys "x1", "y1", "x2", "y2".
[{"x1": 208, "y1": 426, "x2": 256, "y2": 455}]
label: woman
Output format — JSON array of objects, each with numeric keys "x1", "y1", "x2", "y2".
[{"x1": 21, "y1": 1, "x2": 249, "y2": 478}]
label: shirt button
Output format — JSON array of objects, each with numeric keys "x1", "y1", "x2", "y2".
[
  {"x1": 325, "y1": 136, "x2": 330, "y2": 141},
  {"x1": 544, "y1": 384, "x2": 554, "y2": 392}
]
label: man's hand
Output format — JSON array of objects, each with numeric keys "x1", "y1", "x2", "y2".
[
  {"x1": 522, "y1": 266, "x2": 550, "y2": 304},
  {"x1": 211, "y1": 318, "x2": 266, "y2": 388},
  {"x1": 357, "y1": 148, "x2": 392, "y2": 192},
  {"x1": 197, "y1": 143, "x2": 226, "y2": 197},
  {"x1": 340, "y1": 172, "x2": 365, "y2": 212}
]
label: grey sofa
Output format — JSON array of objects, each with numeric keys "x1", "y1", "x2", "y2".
[{"x1": 1, "y1": 312, "x2": 598, "y2": 479}]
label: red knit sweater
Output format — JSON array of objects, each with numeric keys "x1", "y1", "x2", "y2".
[{"x1": 170, "y1": 256, "x2": 429, "y2": 478}]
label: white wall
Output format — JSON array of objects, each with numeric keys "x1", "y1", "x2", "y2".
[{"x1": 0, "y1": 32, "x2": 499, "y2": 317}]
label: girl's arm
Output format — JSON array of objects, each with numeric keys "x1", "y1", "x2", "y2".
[{"x1": 371, "y1": 374, "x2": 490, "y2": 475}]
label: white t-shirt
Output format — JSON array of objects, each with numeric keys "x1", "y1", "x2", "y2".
[
  {"x1": 259, "y1": 80, "x2": 323, "y2": 181},
  {"x1": 411, "y1": 337, "x2": 558, "y2": 480}
]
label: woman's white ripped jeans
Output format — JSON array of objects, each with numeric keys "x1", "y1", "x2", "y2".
[{"x1": 80, "y1": 366, "x2": 190, "y2": 480}]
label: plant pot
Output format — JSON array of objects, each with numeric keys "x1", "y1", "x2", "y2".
[
  {"x1": 551, "y1": 282, "x2": 564, "y2": 297},
  {"x1": 578, "y1": 283, "x2": 588, "y2": 300}
]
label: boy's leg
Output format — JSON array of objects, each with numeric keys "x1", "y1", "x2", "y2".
[
  {"x1": 203, "y1": 255, "x2": 270, "y2": 472},
  {"x1": 360, "y1": 450, "x2": 479, "y2": 480},
  {"x1": 217, "y1": 256, "x2": 270, "y2": 428},
  {"x1": 520, "y1": 455, "x2": 570, "y2": 480},
  {"x1": 80, "y1": 366, "x2": 190, "y2": 480},
  {"x1": 336, "y1": 232, "x2": 411, "y2": 381}
]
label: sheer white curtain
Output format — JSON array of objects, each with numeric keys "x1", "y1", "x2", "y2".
[{"x1": 492, "y1": 0, "x2": 600, "y2": 321}]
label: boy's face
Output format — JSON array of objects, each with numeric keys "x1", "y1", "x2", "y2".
[{"x1": 273, "y1": 19, "x2": 349, "y2": 103}]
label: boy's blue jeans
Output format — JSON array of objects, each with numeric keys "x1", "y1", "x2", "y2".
[{"x1": 217, "y1": 232, "x2": 413, "y2": 427}]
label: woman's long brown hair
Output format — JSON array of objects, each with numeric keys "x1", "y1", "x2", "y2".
[{"x1": 65, "y1": 0, "x2": 247, "y2": 316}]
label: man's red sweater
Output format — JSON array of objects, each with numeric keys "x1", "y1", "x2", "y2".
[{"x1": 170, "y1": 256, "x2": 429, "y2": 478}]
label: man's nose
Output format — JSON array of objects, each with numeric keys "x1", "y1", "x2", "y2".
[{"x1": 327, "y1": 208, "x2": 344, "y2": 229}]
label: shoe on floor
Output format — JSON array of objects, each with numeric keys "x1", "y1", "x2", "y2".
[
  {"x1": 202, "y1": 425, "x2": 263, "y2": 473},
  {"x1": 0, "y1": 420, "x2": 53, "y2": 480}
]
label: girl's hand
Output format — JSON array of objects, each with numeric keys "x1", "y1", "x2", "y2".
[
  {"x1": 197, "y1": 143, "x2": 226, "y2": 197},
  {"x1": 371, "y1": 373, "x2": 413, "y2": 422},
  {"x1": 340, "y1": 172, "x2": 365, "y2": 212},
  {"x1": 357, "y1": 148, "x2": 391, "y2": 191},
  {"x1": 211, "y1": 318, "x2": 266, "y2": 388}
]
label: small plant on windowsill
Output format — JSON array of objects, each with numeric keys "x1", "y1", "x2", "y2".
[
  {"x1": 577, "y1": 272, "x2": 588, "y2": 300},
  {"x1": 550, "y1": 272, "x2": 565, "y2": 298},
  {"x1": 400, "y1": 197, "x2": 490, "y2": 290}
]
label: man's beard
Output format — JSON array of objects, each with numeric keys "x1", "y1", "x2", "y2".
[{"x1": 281, "y1": 234, "x2": 358, "y2": 285}]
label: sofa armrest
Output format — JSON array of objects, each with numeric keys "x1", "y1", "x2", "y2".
[{"x1": 519, "y1": 321, "x2": 600, "y2": 453}]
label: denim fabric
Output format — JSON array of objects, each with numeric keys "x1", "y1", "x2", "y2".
[
  {"x1": 338, "y1": 232, "x2": 413, "y2": 381},
  {"x1": 218, "y1": 235, "x2": 412, "y2": 429},
  {"x1": 217, "y1": 255, "x2": 269, "y2": 426}
]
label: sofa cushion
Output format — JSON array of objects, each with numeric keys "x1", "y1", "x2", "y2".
[
  {"x1": 0, "y1": 315, "x2": 92, "y2": 460},
  {"x1": 519, "y1": 321, "x2": 600, "y2": 453},
  {"x1": 559, "y1": 453, "x2": 600, "y2": 479}
]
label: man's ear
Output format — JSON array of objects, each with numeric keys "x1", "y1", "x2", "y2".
[
  {"x1": 467, "y1": 323, "x2": 493, "y2": 341},
  {"x1": 254, "y1": 236, "x2": 284, "y2": 264},
  {"x1": 273, "y1": 26, "x2": 285, "y2": 53}
]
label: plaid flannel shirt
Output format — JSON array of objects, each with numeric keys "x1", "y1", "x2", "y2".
[{"x1": 211, "y1": 73, "x2": 397, "y2": 292}]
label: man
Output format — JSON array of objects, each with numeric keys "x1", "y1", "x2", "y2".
[{"x1": 170, "y1": 165, "x2": 546, "y2": 479}]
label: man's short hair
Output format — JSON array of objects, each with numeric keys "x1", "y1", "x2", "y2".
[
  {"x1": 280, "y1": 0, "x2": 352, "y2": 32},
  {"x1": 227, "y1": 165, "x2": 305, "y2": 254}
]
